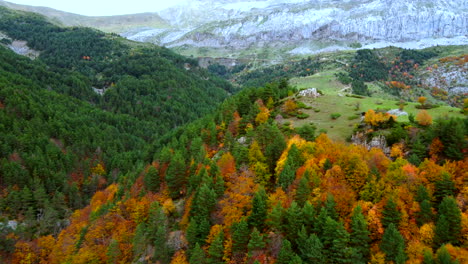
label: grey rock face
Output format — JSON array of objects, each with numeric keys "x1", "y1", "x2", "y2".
[{"x1": 122, "y1": 0, "x2": 468, "y2": 54}]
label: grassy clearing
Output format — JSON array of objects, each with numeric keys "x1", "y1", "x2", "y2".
[
  {"x1": 286, "y1": 73, "x2": 464, "y2": 141},
  {"x1": 290, "y1": 69, "x2": 347, "y2": 94}
]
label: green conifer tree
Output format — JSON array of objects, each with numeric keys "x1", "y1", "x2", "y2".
[
  {"x1": 295, "y1": 174, "x2": 311, "y2": 207},
  {"x1": 380, "y1": 223, "x2": 406, "y2": 264},
  {"x1": 435, "y1": 196, "x2": 462, "y2": 246},
  {"x1": 248, "y1": 188, "x2": 267, "y2": 231},
  {"x1": 144, "y1": 166, "x2": 160, "y2": 192},
  {"x1": 208, "y1": 230, "x2": 224, "y2": 264},
  {"x1": 350, "y1": 206, "x2": 370, "y2": 263},
  {"x1": 276, "y1": 239, "x2": 294, "y2": 264},
  {"x1": 417, "y1": 200, "x2": 434, "y2": 226},
  {"x1": 247, "y1": 228, "x2": 265, "y2": 254},
  {"x1": 166, "y1": 151, "x2": 186, "y2": 199},
  {"x1": 267, "y1": 203, "x2": 283, "y2": 232},
  {"x1": 231, "y1": 219, "x2": 250, "y2": 253},
  {"x1": 434, "y1": 173, "x2": 455, "y2": 205},
  {"x1": 382, "y1": 198, "x2": 401, "y2": 228},
  {"x1": 189, "y1": 243, "x2": 206, "y2": 264}
]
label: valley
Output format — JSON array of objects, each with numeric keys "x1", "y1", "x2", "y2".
[{"x1": 0, "y1": 2, "x2": 466, "y2": 264}]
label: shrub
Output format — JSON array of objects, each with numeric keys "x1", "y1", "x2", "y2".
[
  {"x1": 297, "y1": 113, "x2": 310, "y2": 119},
  {"x1": 330, "y1": 113, "x2": 341, "y2": 120}
]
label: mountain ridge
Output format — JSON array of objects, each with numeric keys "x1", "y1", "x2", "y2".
[{"x1": 2, "y1": 0, "x2": 467, "y2": 59}]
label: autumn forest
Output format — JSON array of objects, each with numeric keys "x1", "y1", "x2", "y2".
[{"x1": 0, "y1": 6, "x2": 467, "y2": 264}]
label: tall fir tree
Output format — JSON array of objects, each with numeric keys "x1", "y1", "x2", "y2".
[
  {"x1": 434, "y1": 196, "x2": 462, "y2": 246},
  {"x1": 144, "y1": 166, "x2": 160, "y2": 192},
  {"x1": 148, "y1": 202, "x2": 170, "y2": 263},
  {"x1": 231, "y1": 219, "x2": 250, "y2": 253},
  {"x1": 276, "y1": 239, "x2": 294, "y2": 264},
  {"x1": 283, "y1": 201, "x2": 303, "y2": 243},
  {"x1": 380, "y1": 223, "x2": 406, "y2": 264},
  {"x1": 301, "y1": 201, "x2": 316, "y2": 233},
  {"x1": 166, "y1": 151, "x2": 186, "y2": 199},
  {"x1": 247, "y1": 228, "x2": 265, "y2": 255},
  {"x1": 434, "y1": 173, "x2": 455, "y2": 205},
  {"x1": 208, "y1": 230, "x2": 225, "y2": 264},
  {"x1": 417, "y1": 199, "x2": 434, "y2": 226},
  {"x1": 298, "y1": 226, "x2": 325, "y2": 264},
  {"x1": 382, "y1": 197, "x2": 401, "y2": 228},
  {"x1": 350, "y1": 206, "x2": 370, "y2": 263},
  {"x1": 189, "y1": 243, "x2": 206, "y2": 264},
  {"x1": 295, "y1": 173, "x2": 311, "y2": 207},
  {"x1": 248, "y1": 188, "x2": 268, "y2": 231}
]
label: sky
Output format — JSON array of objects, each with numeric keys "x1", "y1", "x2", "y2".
[{"x1": 6, "y1": 0, "x2": 187, "y2": 16}]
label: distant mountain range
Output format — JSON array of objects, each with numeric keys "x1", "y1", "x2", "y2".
[{"x1": 1, "y1": 0, "x2": 467, "y2": 59}]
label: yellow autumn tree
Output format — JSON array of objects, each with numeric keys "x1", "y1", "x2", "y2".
[
  {"x1": 416, "y1": 110, "x2": 432, "y2": 126},
  {"x1": 255, "y1": 106, "x2": 270, "y2": 124},
  {"x1": 283, "y1": 99, "x2": 297, "y2": 114},
  {"x1": 390, "y1": 143, "x2": 405, "y2": 159},
  {"x1": 364, "y1": 109, "x2": 397, "y2": 127},
  {"x1": 170, "y1": 250, "x2": 189, "y2": 264}
]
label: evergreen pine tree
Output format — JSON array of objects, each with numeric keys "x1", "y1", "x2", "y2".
[
  {"x1": 144, "y1": 166, "x2": 160, "y2": 192},
  {"x1": 231, "y1": 219, "x2": 250, "y2": 253},
  {"x1": 186, "y1": 219, "x2": 199, "y2": 247},
  {"x1": 314, "y1": 207, "x2": 328, "y2": 237},
  {"x1": 148, "y1": 203, "x2": 170, "y2": 263},
  {"x1": 278, "y1": 162, "x2": 295, "y2": 191},
  {"x1": 434, "y1": 173, "x2": 455, "y2": 205},
  {"x1": 435, "y1": 245, "x2": 457, "y2": 264},
  {"x1": 297, "y1": 226, "x2": 325, "y2": 264},
  {"x1": 382, "y1": 198, "x2": 401, "y2": 228},
  {"x1": 290, "y1": 254, "x2": 304, "y2": 264},
  {"x1": 247, "y1": 228, "x2": 265, "y2": 254},
  {"x1": 267, "y1": 203, "x2": 283, "y2": 232},
  {"x1": 380, "y1": 223, "x2": 406, "y2": 264},
  {"x1": 301, "y1": 201, "x2": 316, "y2": 232},
  {"x1": 435, "y1": 196, "x2": 462, "y2": 246},
  {"x1": 324, "y1": 193, "x2": 339, "y2": 221},
  {"x1": 263, "y1": 124, "x2": 286, "y2": 172},
  {"x1": 208, "y1": 230, "x2": 224, "y2": 264},
  {"x1": 214, "y1": 174, "x2": 225, "y2": 198},
  {"x1": 283, "y1": 201, "x2": 303, "y2": 243},
  {"x1": 166, "y1": 151, "x2": 186, "y2": 199},
  {"x1": 276, "y1": 239, "x2": 294, "y2": 264},
  {"x1": 248, "y1": 188, "x2": 267, "y2": 231},
  {"x1": 322, "y1": 217, "x2": 352, "y2": 263},
  {"x1": 416, "y1": 185, "x2": 431, "y2": 203},
  {"x1": 417, "y1": 199, "x2": 434, "y2": 226},
  {"x1": 189, "y1": 243, "x2": 206, "y2": 264},
  {"x1": 350, "y1": 206, "x2": 370, "y2": 263},
  {"x1": 107, "y1": 239, "x2": 121, "y2": 264},
  {"x1": 295, "y1": 173, "x2": 311, "y2": 207},
  {"x1": 422, "y1": 248, "x2": 434, "y2": 264},
  {"x1": 132, "y1": 223, "x2": 147, "y2": 259}
]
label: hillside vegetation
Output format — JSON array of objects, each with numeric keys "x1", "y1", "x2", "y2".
[{"x1": 0, "y1": 5, "x2": 467, "y2": 264}]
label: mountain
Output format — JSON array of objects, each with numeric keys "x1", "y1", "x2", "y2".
[
  {"x1": 125, "y1": 0, "x2": 468, "y2": 58},
  {"x1": 0, "y1": 6, "x2": 233, "y2": 240},
  {"x1": 0, "y1": 0, "x2": 169, "y2": 32},
  {"x1": 2, "y1": 0, "x2": 467, "y2": 60}
]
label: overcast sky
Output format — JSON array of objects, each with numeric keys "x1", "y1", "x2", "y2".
[{"x1": 6, "y1": 0, "x2": 187, "y2": 16}]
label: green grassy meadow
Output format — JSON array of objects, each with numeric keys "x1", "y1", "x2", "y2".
[{"x1": 286, "y1": 72, "x2": 464, "y2": 141}]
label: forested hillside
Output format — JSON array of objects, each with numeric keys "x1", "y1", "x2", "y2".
[
  {"x1": 0, "y1": 6, "x2": 234, "y2": 259},
  {"x1": 0, "y1": 5, "x2": 467, "y2": 264},
  {"x1": 0, "y1": 6, "x2": 233, "y2": 125},
  {"x1": 2, "y1": 75, "x2": 466, "y2": 263}
]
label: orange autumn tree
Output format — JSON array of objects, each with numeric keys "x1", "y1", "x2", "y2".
[{"x1": 416, "y1": 110, "x2": 432, "y2": 126}]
